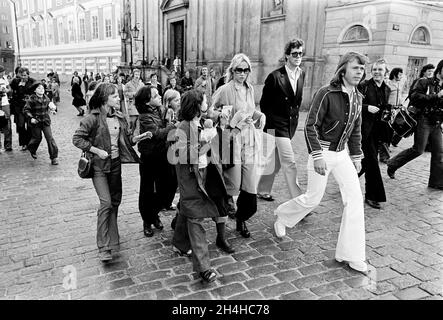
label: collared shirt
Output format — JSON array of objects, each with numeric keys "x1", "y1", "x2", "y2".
[
  {"x1": 285, "y1": 65, "x2": 301, "y2": 95},
  {"x1": 341, "y1": 85, "x2": 357, "y2": 108},
  {"x1": 106, "y1": 116, "x2": 120, "y2": 159}
]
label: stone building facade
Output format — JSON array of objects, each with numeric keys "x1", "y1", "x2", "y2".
[
  {"x1": 0, "y1": 0, "x2": 15, "y2": 72},
  {"x1": 123, "y1": 0, "x2": 443, "y2": 106},
  {"x1": 14, "y1": 0, "x2": 121, "y2": 82}
]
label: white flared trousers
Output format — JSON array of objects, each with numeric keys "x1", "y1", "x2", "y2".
[{"x1": 274, "y1": 150, "x2": 366, "y2": 262}]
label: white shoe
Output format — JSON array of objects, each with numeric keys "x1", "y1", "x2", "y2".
[
  {"x1": 336, "y1": 258, "x2": 368, "y2": 274},
  {"x1": 274, "y1": 220, "x2": 286, "y2": 238},
  {"x1": 349, "y1": 261, "x2": 368, "y2": 273}
]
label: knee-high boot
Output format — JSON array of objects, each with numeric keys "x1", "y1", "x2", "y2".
[{"x1": 216, "y1": 222, "x2": 235, "y2": 253}]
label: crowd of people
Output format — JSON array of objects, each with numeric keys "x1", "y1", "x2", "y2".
[{"x1": 2, "y1": 37, "x2": 442, "y2": 284}]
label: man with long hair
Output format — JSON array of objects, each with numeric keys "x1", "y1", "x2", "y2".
[{"x1": 273, "y1": 52, "x2": 369, "y2": 274}]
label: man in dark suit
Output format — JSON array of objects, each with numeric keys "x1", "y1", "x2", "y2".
[
  {"x1": 358, "y1": 59, "x2": 391, "y2": 209},
  {"x1": 257, "y1": 39, "x2": 305, "y2": 201},
  {"x1": 162, "y1": 54, "x2": 171, "y2": 70}
]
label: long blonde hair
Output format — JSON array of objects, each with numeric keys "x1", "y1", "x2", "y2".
[{"x1": 225, "y1": 53, "x2": 252, "y2": 83}]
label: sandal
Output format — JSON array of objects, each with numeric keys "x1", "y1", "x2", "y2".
[
  {"x1": 257, "y1": 194, "x2": 274, "y2": 202},
  {"x1": 200, "y1": 269, "x2": 217, "y2": 283}
]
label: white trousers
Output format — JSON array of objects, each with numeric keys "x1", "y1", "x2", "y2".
[
  {"x1": 274, "y1": 150, "x2": 366, "y2": 262},
  {"x1": 257, "y1": 136, "x2": 302, "y2": 198}
]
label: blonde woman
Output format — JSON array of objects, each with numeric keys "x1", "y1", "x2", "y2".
[
  {"x1": 209, "y1": 53, "x2": 266, "y2": 238},
  {"x1": 123, "y1": 68, "x2": 144, "y2": 131},
  {"x1": 163, "y1": 89, "x2": 181, "y2": 125}
]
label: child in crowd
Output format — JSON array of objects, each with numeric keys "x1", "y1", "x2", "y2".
[{"x1": 23, "y1": 81, "x2": 59, "y2": 165}]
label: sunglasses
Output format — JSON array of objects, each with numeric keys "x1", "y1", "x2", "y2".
[
  {"x1": 290, "y1": 52, "x2": 304, "y2": 58},
  {"x1": 234, "y1": 68, "x2": 251, "y2": 74}
]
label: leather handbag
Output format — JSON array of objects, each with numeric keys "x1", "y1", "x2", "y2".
[
  {"x1": 78, "y1": 151, "x2": 93, "y2": 179},
  {"x1": 389, "y1": 107, "x2": 417, "y2": 138}
]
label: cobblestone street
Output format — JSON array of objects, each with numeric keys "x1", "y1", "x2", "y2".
[{"x1": 0, "y1": 85, "x2": 442, "y2": 300}]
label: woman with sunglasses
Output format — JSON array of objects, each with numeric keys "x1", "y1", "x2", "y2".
[{"x1": 210, "y1": 53, "x2": 266, "y2": 238}]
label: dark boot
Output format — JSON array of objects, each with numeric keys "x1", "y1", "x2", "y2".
[
  {"x1": 236, "y1": 219, "x2": 250, "y2": 238},
  {"x1": 215, "y1": 223, "x2": 235, "y2": 253}
]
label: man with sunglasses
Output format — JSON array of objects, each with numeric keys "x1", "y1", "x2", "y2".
[{"x1": 257, "y1": 39, "x2": 305, "y2": 202}]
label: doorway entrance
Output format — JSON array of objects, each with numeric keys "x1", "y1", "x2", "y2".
[
  {"x1": 170, "y1": 20, "x2": 185, "y2": 77},
  {"x1": 406, "y1": 57, "x2": 427, "y2": 92}
]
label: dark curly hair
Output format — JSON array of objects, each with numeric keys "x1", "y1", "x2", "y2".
[
  {"x1": 178, "y1": 89, "x2": 204, "y2": 121},
  {"x1": 419, "y1": 64, "x2": 435, "y2": 78},
  {"x1": 88, "y1": 83, "x2": 117, "y2": 110},
  {"x1": 284, "y1": 39, "x2": 304, "y2": 60},
  {"x1": 134, "y1": 85, "x2": 153, "y2": 114}
]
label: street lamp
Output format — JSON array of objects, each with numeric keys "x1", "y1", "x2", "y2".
[
  {"x1": 131, "y1": 24, "x2": 146, "y2": 66},
  {"x1": 120, "y1": 27, "x2": 132, "y2": 67},
  {"x1": 8, "y1": 0, "x2": 21, "y2": 67}
]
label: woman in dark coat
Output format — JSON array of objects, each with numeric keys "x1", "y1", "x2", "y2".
[
  {"x1": 72, "y1": 77, "x2": 87, "y2": 116},
  {"x1": 72, "y1": 83, "x2": 151, "y2": 262},
  {"x1": 171, "y1": 90, "x2": 233, "y2": 283},
  {"x1": 135, "y1": 85, "x2": 177, "y2": 237}
]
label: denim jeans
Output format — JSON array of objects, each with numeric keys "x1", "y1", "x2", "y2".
[
  {"x1": 388, "y1": 116, "x2": 443, "y2": 188},
  {"x1": 28, "y1": 123, "x2": 58, "y2": 159},
  {"x1": 92, "y1": 158, "x2": 122, "y2": 252}
]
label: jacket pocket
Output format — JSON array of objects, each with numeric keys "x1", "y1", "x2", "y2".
[{"x1": 324, "y1": 120, "x2": 340, "y2": 134}]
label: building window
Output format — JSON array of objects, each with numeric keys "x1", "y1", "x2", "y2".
[
  {"x1": 0, "y1": 14, "x2": 6, "y2": 20},
  {"x1": 39, "y1": 22, "x2": 44, "y2": 45},
  {"x1": 47, "y1": 19, "x2": 53, "y2": 45},
  {"x1": 342, "y1": 25, "x2": 370, "y2": 43},
  {"x1": 56, "y1": 0, "x2": 62, "y2": 6},
  {"x1": 92, "y1": 15, "x2": 98, "y2": 39},
  {"x1": 411, "y1": 26, "x2": 430, "y2": 45},
  {"x1": 58, "y1": 19, "x2": 64, "y2": 43},
  {"x1": 68, "y1": 17, "x2": 74, "y2": 42},
  {"x1": 79, "y1": 17, "x2": 86, "y2": 41},
  {"x1": 22, "y1": 0, "x2": 27, "y2": 15},
  {"x1": 105, "y1": 18, "x2": 112, "y2": 38}
]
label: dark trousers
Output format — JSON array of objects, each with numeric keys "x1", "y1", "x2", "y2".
[
  {"x1": 361, "y1": 129, "x2": 387, "y2": 202},
  {"x1": 15, "y1": 112, "x2": 30, "y2": 147},
  {"x1": 92, "y1": 158, "x2": 122, "y2": 252},
  {"x1": 236, "y1": 190, "x2": 257, "y2": 222},
  {"x1": 139, "y1": 153, "x2": 177, "y2": 224},
  {"x1": 28, "y1": 123, "x2": 58, "y2": 159},
  {"x1": 0, "y1": 104, "x2": 12, "y2": 149},
  {"x1": 388, "y1": 117, "x2": 443, "y2": 188},
  {"x1": 172, "y1": 213, "x2": 212, "y2": 273}
]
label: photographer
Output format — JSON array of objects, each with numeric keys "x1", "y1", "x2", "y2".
[
  {"x1": 387, "y1": 60, "x2": 443, "y2": 190},
  {"x1": 9, "y1": 67, "x2": 35, "y2": 150}
]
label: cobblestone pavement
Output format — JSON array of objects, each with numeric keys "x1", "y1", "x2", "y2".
[{"x1": 0, "y1": 84, "x2": 442, "y2": 300}]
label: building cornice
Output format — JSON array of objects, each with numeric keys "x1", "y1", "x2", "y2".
[{"x1": 326, "y1": 0, "x2": 443, "y2": 12}]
